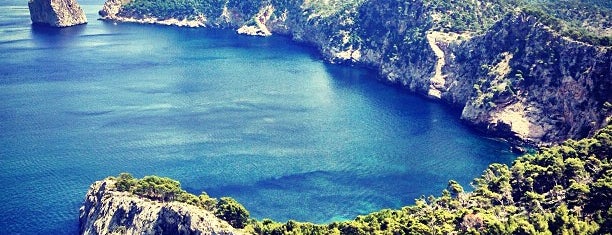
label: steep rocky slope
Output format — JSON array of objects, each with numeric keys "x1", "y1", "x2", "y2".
[
  {"x1": 79, "y1": 179, "x2": 246, "y2": 235},
  {"x1": 28, "y1": 0, "x2": 87, "y2": 27},
  {"x1": 98, "y1": 0, "x2": 611, "y2": 147},
  {"x1": 447, "y1": 12, "x2": 611, "y2": 144}
]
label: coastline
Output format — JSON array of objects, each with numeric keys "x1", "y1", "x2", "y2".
[
  {"x1": 97, "y1": 2, "x2": 611, "y2": 148},
  {"x1": 100, "y1": 15, "x2": 207, "y2": 27}
]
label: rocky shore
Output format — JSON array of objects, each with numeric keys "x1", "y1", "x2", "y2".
[{"x1": 97, "y1": 0, "x2": 611, "y2": 147}]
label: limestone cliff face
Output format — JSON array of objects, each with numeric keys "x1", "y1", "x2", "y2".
[
  {"x1": 28, "y1": 0, "x2": 87, "y2": 27},
  {"x1": 79, "y1": 179, "x2": 246, "y2": 235},
  {"x1": 445, "y1": 12, "x2": 611, "y2": 144},
  {"x1": 98, "y1": 0, "x2": 611, "y2": 146}
]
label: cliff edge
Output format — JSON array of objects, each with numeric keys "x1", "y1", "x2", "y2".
[
  {"x1": 79, "y1": 179, "x2": 246, "y2": 235},
  {"x1": 28, "y1": 0, "x2": 87, "y2": 27}
]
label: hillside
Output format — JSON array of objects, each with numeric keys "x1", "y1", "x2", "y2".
[
  {"x1": 81, "y1": 124, "x2": 612, "y2": 234},
  {"x1": 103, "y1": 0, "x2": 611, "y2": 44}
]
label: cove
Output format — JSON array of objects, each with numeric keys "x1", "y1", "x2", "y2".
[{"x1": 0, "y1": 4, "x2": 517, "y2": 234}]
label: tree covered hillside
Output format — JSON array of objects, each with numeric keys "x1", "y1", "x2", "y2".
[
  {"x1": 113, "y1": 0, "x2": 611, "y2": 46},
  {"x1": 111, "y1": 124, "x2": 612, "y2": 234}
]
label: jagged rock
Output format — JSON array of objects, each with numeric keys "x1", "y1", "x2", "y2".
[
  {"x1": 448, "y1": 12, "x2": 611, "y2": 145},
  {"x1": 98, "y1": 0, "x2": 122, "y2": 19},
  {"x1": 237, "y1": 6, "x2": 274, "y2": 36},
  {"x1": 79, "y1": 179, "x2": 246, "y2": 235},
  {"x1": 28, "y1": 0, "x2": 87, "y2": 27}
]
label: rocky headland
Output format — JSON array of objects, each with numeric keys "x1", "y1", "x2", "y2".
[
  {"x1": 79, "y1": 178, "x2": 246, "y2": 235},
  {"x1": 28, "y1": 0, "x2": 87, "y2": 27},
  {"x1": 98, "y1": 0, "x2": 611, "y2": 147}
]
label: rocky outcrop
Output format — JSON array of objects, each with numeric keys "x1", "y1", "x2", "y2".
[
  {"x1": 98, "y1": 0, "x2": 611, "y2": 147},
  {"x1": 445, "y1": 12, "x2": 611, "y2": 145},
  {"x1": 79, "y1": 179, "x2": 245, "y2": 235},
  {"x1": 98, "y1": 0, "x2": 122, "y2": 19},
  {"x1": 237, "y1": 6, "x2": 274, "y2": 36},
  {"x1": 28, "y1": 0, "x2": 87, "y2": 27}
]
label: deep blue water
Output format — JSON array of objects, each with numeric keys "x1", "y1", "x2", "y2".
[{"x1": 0, "y1": 3, "x2": 517, "y2": 234}]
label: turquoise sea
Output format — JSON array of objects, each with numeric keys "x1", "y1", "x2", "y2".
[{"x1": 0, "y1": 2, "x2": 516, "y2": 234}]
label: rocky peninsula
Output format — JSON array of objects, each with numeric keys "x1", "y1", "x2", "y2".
[
  {"x1": 28, "y1": 0, "x2": 87, "y2": 27},
  {"x1": 97, "y1": 0, "x2": 611, "y2": 147}
]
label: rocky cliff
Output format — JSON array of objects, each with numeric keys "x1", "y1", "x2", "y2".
[
  {"x1": 98, "y1": 0, "x2": 611, "y2": 147},
  {"x1": 28, "y1": 0, "x2": 87, "y2": 27},
  {"x1": 79, "y1": 179, "x2": 246, "y2": 235},
  {"x1": 449, "y1": 12, "x2": 611, "y2": 144}
]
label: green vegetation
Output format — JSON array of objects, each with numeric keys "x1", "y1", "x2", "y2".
[
  {"x1": 119, "y1": 0, "x2": 226, "y2": 20},
  {"x1": 114, "y1": 173, "x2": 189, "y2": 202},
  {"x1": 112, "y1": 124, "x2": 611, "y2": 234},
  {"x1": 424, "y1": 0, "x2": 521, "y2": 32},
  {"x1": 216, "y1": 197, "x2": 251, "y2": 228},
  {"x1": 226, "y1": 0, "x2": 261, "y2": 17},
  {"x1": 422, "y1": 0, "x2": 611, "y2": 45},
  {"x1": 301, "y1": 0, "x2": 366, "y2": 18},
  {"x1": 113, "y1": 173, "x2": 250, "y2": 228},
  {"x1": 120, "y1": 0, "x2": 200, "y2": 19},
  {"x1": 521, "y1": 5, "x2": 611, "y2": 46},
  {"x1": 114, "y1": 0, "x2": 610, "y2": 45},
  {"x1": 246, "y1": 124, "x2": 611, "y2": 234}
]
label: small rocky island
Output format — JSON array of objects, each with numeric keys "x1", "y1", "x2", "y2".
[{"x1": 28, "y1": 0, "x2": 87, "y2": 27}]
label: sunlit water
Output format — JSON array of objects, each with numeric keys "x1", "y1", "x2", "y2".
[{"x1": 0, "y1": 3, "x2": 516, "y2": 234}]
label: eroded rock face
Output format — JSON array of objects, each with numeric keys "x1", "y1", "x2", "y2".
[
  {"x1": 28, "y1": 0, "x2": 87, "y2": 27},
  {"x1": 445, "y1": 12, "x2": 611, "y2": 145},
  {"x1": 79, "y1": 179, "x2": 246, "y2": 235}
]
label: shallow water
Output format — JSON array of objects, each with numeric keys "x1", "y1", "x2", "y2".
[{"x1": 0, "y1": 3, "x2": 516, "y2": 234}]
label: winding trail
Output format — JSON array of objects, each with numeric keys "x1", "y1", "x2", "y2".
[{"x1": 426, "y1": 32, "x2": 447, "y2": 99}]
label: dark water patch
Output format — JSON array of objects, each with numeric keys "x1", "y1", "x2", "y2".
[
  {"x1": 31, "y1": 23, "x2": 87, "y2": 36},
  {"x1": 0, "y1": 38, "x2": 30, "y2": 45},
  {"x1": 0, "y1": 21, "x2": 21, "y2": 27},
  {"x1": 201, "y1": 169, "x2": 447, "y2": 222},
  {"x1": 65, "y1": 110, "x2": 114, "y2": 116},
  {"x1": 79, "y1": 33, "x2": 127, "y2": 38},
  {"x1": 122, "y1": 86, "x2": 171, "y2": 95},
  {"x1": 178, "y1": 55, "x2": 227, "y2": 61}
]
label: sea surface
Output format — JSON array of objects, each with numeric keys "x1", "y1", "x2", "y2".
[{"x1": 0, "y1": 2, "x2": 517, "y2": 234}]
